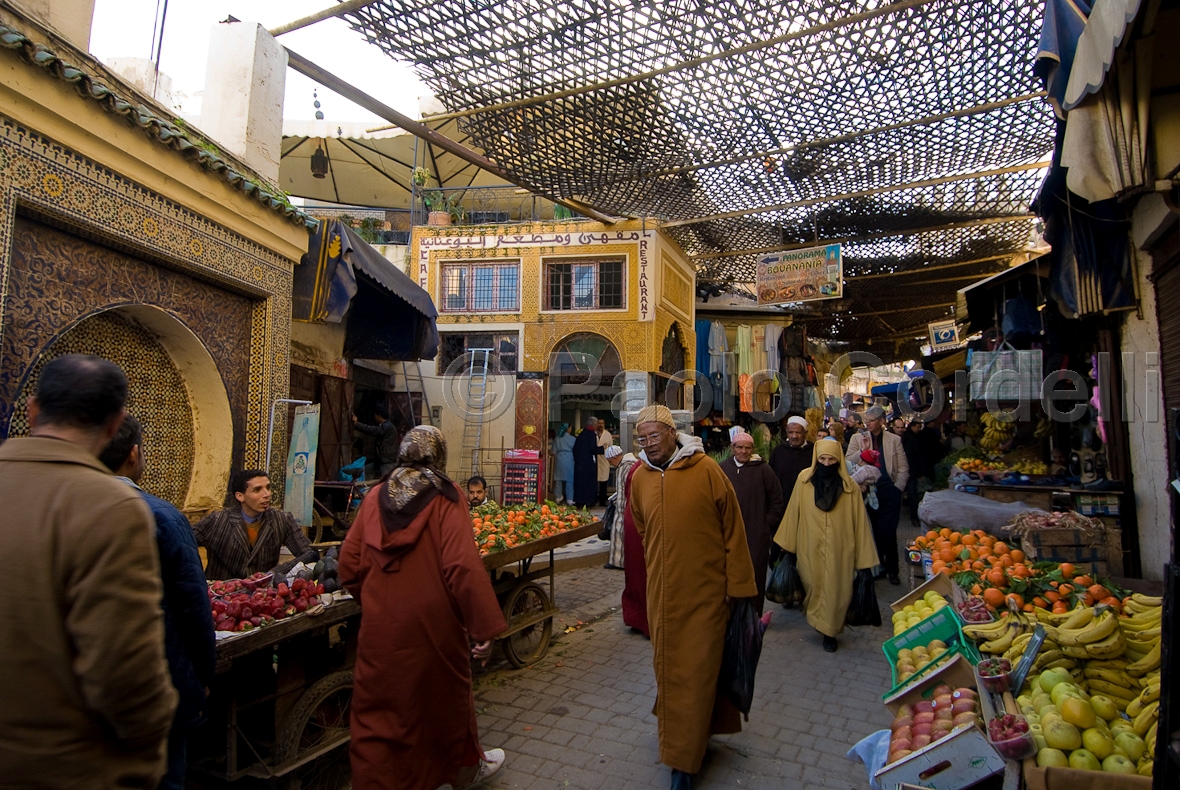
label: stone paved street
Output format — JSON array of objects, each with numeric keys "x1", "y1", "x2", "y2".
[{"x1": 471, "y1": 551, "x2": 921, "y2": 790}]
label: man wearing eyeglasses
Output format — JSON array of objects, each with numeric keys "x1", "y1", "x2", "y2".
[
  {"x1": 845, "y1": 404, "x2": 909, "y2": 585},
  {"x1": 628, "y1": 405, "x2": 756, "y2": 790}
]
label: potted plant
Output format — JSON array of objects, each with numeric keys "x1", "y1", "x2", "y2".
[{"x1": 422, "y1": 189, "x2": 463, "y2": 226}]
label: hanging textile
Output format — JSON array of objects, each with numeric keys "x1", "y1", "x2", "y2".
[
  {"x1": 708, "y1": 322, "x2": 729, "y2": 380},
  {"x1": 735, "y1": 324, "x2": 754, "y2": 377},
  {"x1": 739, "y1": 373, "x2": 753, "y2": 413},
  {"x1": 695, "y1": 319, "x2": 712, "y2": 379},
  {"x1": 765, "y1": 324, "x2": 782, "y2": 373}
]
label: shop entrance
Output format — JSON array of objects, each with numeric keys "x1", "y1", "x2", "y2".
[{"x1": 549, "y1": 332, "x2": 622, "y2": 432}]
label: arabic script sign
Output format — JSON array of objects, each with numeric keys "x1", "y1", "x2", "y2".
[{"x1": 755, "y1": 244, "x2": 842, "y2": 305}]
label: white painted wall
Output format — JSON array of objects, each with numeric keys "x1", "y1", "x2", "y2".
[
  {"x1": 200, "y1": 22, "x2": 285, "y2": 184},
  {"x1": 27, "y1": 0, "x2": 95, "y2": 50},
  {"x1": 1122, "y1": 198, "x2": 1178, "y2": 580}
]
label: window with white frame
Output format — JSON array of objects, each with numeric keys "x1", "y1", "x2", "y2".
[
  {"x1": 440, "y1": 261, "x2": 520, "y2": 313},
  {"x1": 544, "y1": 257, "x2": 625, "y2": 310}
]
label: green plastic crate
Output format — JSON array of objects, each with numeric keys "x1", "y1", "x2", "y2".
[{"x1": 881, "y1": 606, "x2": 981, "y2": 700}]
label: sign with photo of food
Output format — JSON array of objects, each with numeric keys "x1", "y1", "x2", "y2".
[{"x1": 755, "y1": 243, "x2": 842, "y2": 305}]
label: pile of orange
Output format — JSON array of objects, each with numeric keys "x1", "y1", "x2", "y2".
[
  {"x1": 956, "y1": 458, "x2": 1007, "y2": 473},
  {"x1": 471, "y1": 502, "x2": 597, "y2": 556},
  {"x1": 915, "y1": 528, "x2": 1026, "y2": 579},
  {"x1": 912, "y1": 528, "x2": 1123, "y2": 614}
]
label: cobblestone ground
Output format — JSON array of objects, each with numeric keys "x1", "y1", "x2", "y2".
[{"x1": 471, "y1": 520, "x2": 926, "y2": 790}]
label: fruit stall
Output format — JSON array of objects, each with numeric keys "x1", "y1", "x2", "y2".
[
  {"x1": 472, "y1": 501, "x2": 601, "y2": 668},
  {"x1": 190, "y1": 561, "x2": 361, "y2": 789},
  {"x1": 866, "y1": 523, "x2": 1164, "y2": 790}
]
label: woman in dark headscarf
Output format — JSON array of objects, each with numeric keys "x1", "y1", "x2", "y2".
[
  {"x1": 772, "y1": 438, "x2": 877, "y2": 653},
  {"x1": 340, "y1": 426, "x2": 508, "y2": 790}
]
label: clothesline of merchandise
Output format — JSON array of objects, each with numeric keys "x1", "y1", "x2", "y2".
[{"x1": 694, "y1": 320, "x2": 821, "y2": 418}]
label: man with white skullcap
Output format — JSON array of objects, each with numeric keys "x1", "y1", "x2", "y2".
[
  {"x1": 769, "y1": 415, "x2": 812, "y2": 511},
  {"x1": 627, "y1": 405, "x2": 756, "y2": 789}
]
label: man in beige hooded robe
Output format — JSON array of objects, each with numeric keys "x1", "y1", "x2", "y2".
[
  {"x1": 774, "y1": 438, "x2": 878, "y2": 652},
  {"x1": 629, "y1": 405, "x2": 757, "y2": 789}
]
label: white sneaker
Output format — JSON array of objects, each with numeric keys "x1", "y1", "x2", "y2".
[{"x1": 454, "y1": 749, "x2": 506, "y2": 789}]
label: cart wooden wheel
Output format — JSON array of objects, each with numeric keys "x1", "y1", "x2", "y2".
[
  {"x1": 304, "y1": 512, "x2": 327, "y2": 545},
  {"x1": 500, "y1": 582, "x2": 554, "y2": 668},
  {"x1": 275, "y1": 670, "x2": 353, "y2": 790}
]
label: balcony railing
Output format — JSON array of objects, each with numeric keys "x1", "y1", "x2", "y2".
[{"x1": 413, "y1": 184, "x2": 587, "y2": 227}]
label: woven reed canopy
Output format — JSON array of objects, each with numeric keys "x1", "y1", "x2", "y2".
[{"x1": 343, "y1": 0, "x2": 1055, "y2": 342}]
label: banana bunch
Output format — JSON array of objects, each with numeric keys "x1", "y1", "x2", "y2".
[
  {"x1": 1044, "y1": 606, "x2": 1130, "y2": 660},
  {"x1": 1034, "y1": 417, "x2": 1052, "y2": 439},
  {"x1": 1121, "y1": 594, "x2": 1163, "y2": 674},
  {"x1": 979, "y1": 412, "x2": 1016, "y2": 451},
  {"x1": 965, "y1": 612, "x2": 1030, "y2": 654},
  {"x1": 1008, "y1": 460, "x2": 1048, "y2": 475}
]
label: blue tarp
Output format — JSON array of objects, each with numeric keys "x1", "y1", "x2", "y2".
[{"x1": 1034, "y1": 0, "x2": 1093, "y2": 118}]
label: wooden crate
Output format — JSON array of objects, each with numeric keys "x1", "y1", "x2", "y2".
[{"x1": 1020, "y1": 527, "x2": 1111, "y2": 577}]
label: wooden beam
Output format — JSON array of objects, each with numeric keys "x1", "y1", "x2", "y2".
[
  {"x1": 846, "y1": 253, "x2": 1019, "y2": 280},
  {"x1": 662, "y1": 162, "x2": 1049, "y2": 227},
  {"x1": 283, "y1": 48, "x2": 618, "y2": 224},
  {"x1": 269, "y1": 0, "x2": 380, "y2": 37},
  {"x1": 368, "y1": 0, "x2": 939, "y2": 129},
  {"x1": 796, "y1": 302, "x2": 956, "y2": 319},
  {"x1": 632, "y1": 94, "x2": 1046, "y2": 183},
  {"x1": 692, "y1": 217, "x2": 1034, "y2": 261}
]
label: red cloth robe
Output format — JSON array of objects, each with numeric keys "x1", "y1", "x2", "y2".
[
  {"x1": 620, "y1": 463, "x2": 649, "y2": 636},
  {"x1": 339, "y1": 484, "x2": 507, "y2": 790}
]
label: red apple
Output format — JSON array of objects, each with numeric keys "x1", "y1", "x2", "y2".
[
  {"x1": 892, "y1": 726, "x2": 912, "y2": 743},
  {"x1": 931, "y1": 719, "x2": 954, "y2": 736},
  {"x1": 888, "y1": 749, "x2": 912, "y2": 764},
  {"x1": 951, "y1": 698, "x2": 977, "y2": 714},
  {"x1": 891, "y1": 737, "x2": 912, "y2": 753},
  {"x1": 934, "y1": 684, "x2": 952, "y2": 696},
  {"x1": 934, "y1": 707, "x2": 954, "y2": 722},
  {"x1": 933, "y1": 693, "x2": 954, "y2": 707},
  {"x1": 911, "y1": 734, "x2": 932, "y2": 750},
  {"x1": 911, "y1": 721, "x2": 932, "y2": 738},
  {"x1": 952, "y1": 688, "x2": 977, "y2": 701},
  {"x1": 896, "y1": 704, "x2": 915, "y2": 718},
  {"x1": 914, "y1": 700, "x2": 935, "y2": 714},
  {"x1": 913, "y1": 711, "x2": 935, "y2": 725},
  {"x1": 892, "y1": 715, "x2": 914, "y2": 731},
  {"x1": 953, "y1": 712, "x2": 979, "y2": 727}
]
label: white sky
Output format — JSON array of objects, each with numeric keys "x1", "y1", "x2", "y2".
[{"x1": 89, "y1": 0, "x2": 428, "y2": 124}]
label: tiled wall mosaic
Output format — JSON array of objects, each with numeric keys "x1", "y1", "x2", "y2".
[
  {"x1": 8, "y1": 310, "x2": 195, "y2": 506},
  {"x1": 0, "y1": 116, "x2": 296, "y2": 467},
  {"x1": 5, "y1": 215, "x2": 254, "y2": 469}
]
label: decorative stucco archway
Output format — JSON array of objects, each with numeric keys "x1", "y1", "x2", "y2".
[{"x1": 10, "y1": 304, "x2": 233, "y2": 512}]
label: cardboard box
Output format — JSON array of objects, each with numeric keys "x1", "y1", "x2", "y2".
[
  {"x1": 891, "y1": 573, "x2": 966, "y2": 616},
  {"x1": 1021, "y1": 759, "x2": 1152, "y2": 790},
  {"x1": 876, "y1": 657, "x2": 1005, "y2": 789}
]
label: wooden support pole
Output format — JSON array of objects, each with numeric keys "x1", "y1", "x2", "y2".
[
  {"x1": 693, "y1": 217, "x2": 1035, "y2": 261},
  {"x1": 662, "y1": 162, "x2": 1049, "y2": 227},
  {"x1": 283, "y1": 48, "x2": 618, "y2": 224},
  {"x1": 269, "y1": 0, "x2": 380, "y2": 37},
  {"x1": 847, "y1": 253, "x2": 1019, "y2": 280}
]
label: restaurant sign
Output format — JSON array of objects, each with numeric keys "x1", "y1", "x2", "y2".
[{"x1": 755, "y1": 244, "x2": 842, "y2": 305}]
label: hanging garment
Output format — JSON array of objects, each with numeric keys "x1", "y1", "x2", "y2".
[
  {"x1": 708, "y1": 322, "x2": 729, "y2": 381},
  {"x1": 735, "y1": 324, "x2": 754, "y2": 377},
  {"x1": 738, "y1": 373, "x2": 753, "y2": 413},
  {"x1": 765, "y1": 324, "x2": 782, "y2": 373},
  {"x1": 752, "y1": 325, "x2": 768, "y2": 373},
  {"x1": 695, "y1": 319, "x2": 712, "y2": 379}
]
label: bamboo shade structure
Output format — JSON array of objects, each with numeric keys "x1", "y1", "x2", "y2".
[{"x1": 344, "y1": 0, "x2": 1056, "y2": 341}]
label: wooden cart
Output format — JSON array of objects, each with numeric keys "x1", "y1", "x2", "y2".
[
  {"x1": 483, "y1": 521, "x2": 600, "y2": 668},
  {"x1": 189, "y1": 599, "x2": 361, "y2": 790}
]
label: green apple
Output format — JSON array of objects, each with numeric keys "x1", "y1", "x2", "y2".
[
  {"x1": 1110, "y1": 720, "x2": 1135, "y2": 738},
  {"x1": 1060, "y1": 697, "x2": 1097, "y2": 730},
  {"x1": 1089, "y1": 695, "x2": 1119, "y2": 722},
  {"x1": 1050, "y1": 682, "x2": 1084, "y2": 708},
  {"x1": 1068, "y1": 749, "x2": 1101, "y2": 771},
  {"x1": 1043, "y1": 718, "x2": 1082, "y2": 751},
  {"x1": 1039, "y1": 668, "x2": 1072, "y2": 694},
  {"x1": 1102, "y1": 754, "x2": 1137, "y2": 774},
  {"x1": 1113, "y1": 732, "x2": 1146, "y2": 763},
  {"x1": 1036, "y1": 748, "x2": 1069, "y2": 768},
  {"x1": 1081, "y1": 727, "x2": 1113, "y2": 759}
]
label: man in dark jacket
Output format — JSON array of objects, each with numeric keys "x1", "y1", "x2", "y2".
[
  {"x1": 572, "y1": 418, "x2": 603, "y2": 507},
  {"x1": 902, "y1": 418, "x2": 945, "y2": 526},
  {"x1": 719, "y1": 429, "x2": 785, "y2": 614},
  {"x1": 192, "y1": 470, "x2": 319, "y2": 581},
  {"x1": 353, "y1": 405, "x2": 399, "y2": 478},
  {"x1": 100, "y1": 414, "x2": 216, "y2": 790}
]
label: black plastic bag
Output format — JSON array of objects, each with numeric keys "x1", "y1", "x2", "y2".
[
  {"x1": 845, "y1": 568, "x2": 882, "y2": 627},
  {"x1": 765, "y1": 553, "x2": 801, "y2": 605},
  {"x1": 719, "y1": 597, "x2": 764, "y2": 720},
  {"x1": 597, "y1": 500, "x2": 617, "y2": 541}
]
